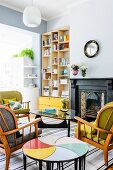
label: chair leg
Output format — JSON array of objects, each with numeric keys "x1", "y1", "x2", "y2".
[
  {"x1": 103, "y1": 150, "x2": 108, "y2": 166},
  {"x1": 28, "y1": 114, "x2": 30, "y2": 122},
  {"x1": 5, "y1": 151, "x2": 11, "y2": 170}
]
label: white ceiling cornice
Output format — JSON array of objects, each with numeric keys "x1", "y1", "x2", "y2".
[{"x1": 0, "y1": 0, "x2": 84, "y2": 21}]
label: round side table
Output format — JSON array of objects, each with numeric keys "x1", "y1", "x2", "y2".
[{"x1": 23, "y1": 136, "x2": 88, "y2": 170}]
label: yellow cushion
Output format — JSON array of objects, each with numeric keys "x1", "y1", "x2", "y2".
[
  {"x1": 98, "y1": 107, "x2": 113, "y2": 140},
  {"x1": 74, "y1": 121, "x2": 97, "y2": 134},
  {"x1": 3, "y1": 98, "x2": 16, "y2": 104},
  {"x1": 104, "y1": 101, "x2": 113, "y2": 106},
  {"x1": 14, "y1": 108, "x2": 30, "y2": 114},
  {"x1": 86, "y1": 134, "x2": 105, "y2": 145}
]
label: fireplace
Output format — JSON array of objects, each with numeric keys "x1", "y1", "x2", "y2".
[
  {"x1": 70, "y1": 79, "x2": 113, "y2": 119},
  {"x1": 80, "y1": 88, "x2": 106, "y2": 118}
]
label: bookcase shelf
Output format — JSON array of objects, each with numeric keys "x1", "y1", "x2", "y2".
[{"x1": 42, "y1": 27, "x2": 70, "y2": 98}]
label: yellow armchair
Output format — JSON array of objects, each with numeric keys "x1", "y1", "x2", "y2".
[
  {"x1": 74, "y1": 104, "x2": 113, "y2": 166},
  {"x1": 0, "y1": 91, "x2": 30, "y2": 121}
]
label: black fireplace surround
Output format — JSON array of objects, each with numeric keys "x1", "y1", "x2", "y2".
[{"x1": 70, "y1": 78, "x2": 113, "y2": 118}]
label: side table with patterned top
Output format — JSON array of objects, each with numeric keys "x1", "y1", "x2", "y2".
[{"x1": 23, "y1": 136, "x2": 88, "y2": 170}]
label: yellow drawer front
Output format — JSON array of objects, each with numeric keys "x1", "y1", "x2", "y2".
[
  {"x1": 38, "y1": 105, "x2": 53, "y2": 110},
  {"x1": 50, "y1": 98, "x2": 62, "y2": 109},
  {"x1": 38, "y1": 97, "x2": 50, "y2": 105},
  {"x1": 38, "y1": 97, "x2": 62, "y2": 109}
]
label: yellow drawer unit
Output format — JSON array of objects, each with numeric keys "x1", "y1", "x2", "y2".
[{"x1": 38, "y1": 96, "x2": 63, "y2": 110}]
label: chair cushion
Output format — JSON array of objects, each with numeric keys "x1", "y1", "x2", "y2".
[
  {"x1": 0, "y1": 108, "x2": 16, "y2": 143},
  {"x1": 3, "y1": 98, "x2": 16, "y2": 104},
  {"x1": 98, "y1": 107, "x2": 113, "y2": 139},
  {"x1": 74, "y1": 121, "x2": 97, "y2": 134},
  {"x1": 86, "y1": 134, "x2": 105, "y2": 145},
  {"x1": 13, "y1": 108, "x2": 30, "y2": 114},
  {"x1": 9, "y1": 101, "x2": 22, "y2": 110},
  {"x1": 9, "y1": 127, "x2": 42, "y2": 147}
]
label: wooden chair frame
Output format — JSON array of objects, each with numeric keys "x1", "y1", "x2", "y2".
[
  {"x1": 0, "y1": 105, "x2": 41, "y2": 170},
  {"x1": 15, "y1": 101, "x2": 31, "y2": 121},
  {"x1": 75, "y1": 105, "x2": 113, "y2": 166}
]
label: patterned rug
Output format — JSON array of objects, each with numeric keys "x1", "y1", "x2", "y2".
[{"x1": 0, "y1": 117, "x2": 113, "y2": 170}]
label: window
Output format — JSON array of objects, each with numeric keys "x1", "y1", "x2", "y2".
[{"x1": 0, "y1": 24, "x2": 32, "y2": 90}]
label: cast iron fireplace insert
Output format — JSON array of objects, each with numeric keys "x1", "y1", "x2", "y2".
[{"x1": 70, "y1": 78, "x2": 113, "y2": 120}]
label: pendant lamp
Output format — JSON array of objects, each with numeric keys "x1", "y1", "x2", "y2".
[{"x1": 23, "y1": 0, "x2": 41, "y2": 28}]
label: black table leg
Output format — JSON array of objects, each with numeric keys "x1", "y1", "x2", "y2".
[
  {"x1": 79, "y1": 158, "x2": 81, "y2": 170},
  {"x1": 75, "y1": 159, "x2": 78, "y2": 170},
  {"x1": 67, "y1": 120, "x2": 70, "y2": 137},
  {"x1": 47, "y1": 162, "x2": 52, "y2": 170},
  {"x1": 39, "y1": 160, "x2": 42, "y2": 170},
  {"x1": 83, "y1": 156, "x2": 86, "y2": 170},
  {"x1": 23, "y1": 154, "x2": 26, "y2": 170}
]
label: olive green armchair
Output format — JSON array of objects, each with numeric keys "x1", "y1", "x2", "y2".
[
  {"x1": 0, "y1": 91, "x2": 30, "y2": 121},
  {"x1": 74, "y1": 104, "x2": 113, "y2": 166}
]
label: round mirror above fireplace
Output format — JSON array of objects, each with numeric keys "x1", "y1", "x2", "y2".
[{"x1": 84, "y1": 40, "x2": 99, "y2": 58}]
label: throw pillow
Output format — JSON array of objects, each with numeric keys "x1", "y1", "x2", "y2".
[
  {"x1": 3, "y1": 98, "x2": 16, "y2": 104},
  {"x1": 9, "y1": 101, "x2": 22, "y2": 110}
]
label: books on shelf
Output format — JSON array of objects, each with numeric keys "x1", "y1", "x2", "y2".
[
  {"x1": 52, "y1": 80, "x2": 58, "y2": 87},
  {"x1": 43, "y1": 48, "x2": 51, "y2": 56},
  {"x1": 59, "y1": 58, "x2": 69, "y2": 66},
  {"x1": 59, "y1": 35, "x2": 69, "y2": 42},
  {"x1": 42, "y1": 27, "x2": 69, "y2": 98}
]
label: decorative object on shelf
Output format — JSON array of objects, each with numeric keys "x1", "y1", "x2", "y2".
[
  {"x1": 71, "y1": 64, "x2": 80, "y2": 76},
  {"x1": 52, "y1": 33, "x2": 58, "y2": 40},
  {"x1": 23, "y1": 0, "x2": 41, "y2": 27},
  {"x1": 43, "y1": 86, "x2": 50, "y2": 96},
  {"x1": 13, "y1": 48, "x2": 34, "y2": 60},
  {"x1": 61, "y1": 98, "x2": 69, "y2": 109},
  {"x1": 84, "y1": 40, "x2": 99, "y2": 58},
  {"x1": 81, "y1": 65, "x2": 88, "y2": 77}
]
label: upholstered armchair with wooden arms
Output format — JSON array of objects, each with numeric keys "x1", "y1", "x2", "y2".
[
  {"x1": 0, "y1": 105, "x2": 41, "y2": 170},
  {"x1": 0, "y1": 91, "x2": 30, "y2": 121},
  {"x1": 74, "y1": 104, "x2": 113, "y2": 166}
]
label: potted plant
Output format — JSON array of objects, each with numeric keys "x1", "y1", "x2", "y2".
[
  {"x1": 81, "y1": 65, "x2": 88, "y2": 77},
  {"x1": 71, "y1": 64, "x2": 80, "y2": 75},
  {"x1": 61, "y1": 98, "x2": 69, "y2": 110},
  {"x1": 13, "y1": 48, "x2": 34, "y2": 60}
]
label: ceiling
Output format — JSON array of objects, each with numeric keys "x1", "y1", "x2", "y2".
[{"x1": 0, "y1": 0, "x2": 82, "y2": 21}]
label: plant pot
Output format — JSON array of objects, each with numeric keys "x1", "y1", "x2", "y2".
[
  {"x1": 73, "y1": 70, "x2": 78, "y2": 75},
  {"x1": 24, "y1": 56, "x2": 33, "y2": 65}
]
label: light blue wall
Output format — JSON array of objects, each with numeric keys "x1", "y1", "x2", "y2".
[{"x1": 0, "y1": 5, "x2": 47, "y2": 34}]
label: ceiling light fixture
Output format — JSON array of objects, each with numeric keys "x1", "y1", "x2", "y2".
[{"x1": 23, "y1": 0, "x2": 41, "y2": 28}]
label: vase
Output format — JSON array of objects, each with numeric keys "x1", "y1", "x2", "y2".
[
  {"x1": 73, "y1": 70, "x2": 78, "y2": 76},
  {"x1": 81, "y1": 70, "x2": 86, "y2": 77}
]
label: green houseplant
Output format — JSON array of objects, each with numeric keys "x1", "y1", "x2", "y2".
[{"x1": 13, "y1": 48, "x2": 34, "y2": 60}]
